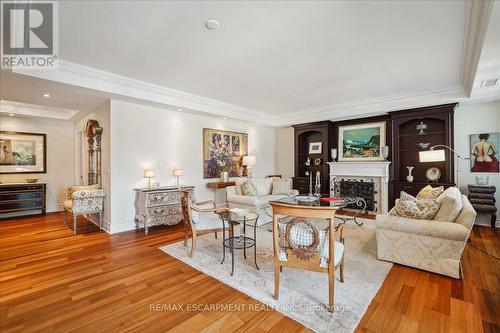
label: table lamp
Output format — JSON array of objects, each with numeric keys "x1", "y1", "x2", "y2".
[
  {"x1": 173, "y1": 169, "x2": 183, "y2": 188},
  {"x1": 144, "y1": 170, "x2": 155, "y2": 188},
  {"x1": 419, "y1": 145, "x2": 469, "y2": 187},
  {"x1": 242, "y1": 156, "x2": 256, "y2": 178}
]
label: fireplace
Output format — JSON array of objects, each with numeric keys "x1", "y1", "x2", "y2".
[
  {"x1": 328, "y1": 161, "x2": 391, "y2": 213},
  {"x1": 333, "y1": 178, "x2": 376, "y2": 212}
]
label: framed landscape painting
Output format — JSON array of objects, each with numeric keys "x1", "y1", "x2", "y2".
[
  {"x1": 203, "y1": 128, "x2": 248, "y2": 179},
  {"x1": 470, "y1": 132, "x2": 499, "y2": 173},
  {"x1": 0, "y1": 131, "x2": 46, "y2": 174},
  {"x1": 338, "y1": 122, "x2": 386, "y2": 161}
]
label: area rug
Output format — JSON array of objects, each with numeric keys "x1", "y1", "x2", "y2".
[{"x1": 160, "y1": 218, "x2": 392, "y2": 333}]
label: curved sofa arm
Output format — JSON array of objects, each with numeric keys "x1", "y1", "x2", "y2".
[
  {"x1": 226, "y1": 186, "x2": 237, "y2": 196},
  {"x1": 290, "y1": 189, "x2": 299, "y2": 196},
  {"x1": 72, "y1": 189, "x2": 106, "y2": 200}
]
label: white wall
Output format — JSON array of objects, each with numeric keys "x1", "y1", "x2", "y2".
[
  {"x1": 0, "y1": 115, "x2": 75, "y2": 213},
  {"x1": 455, "y1": 101, "x2": 500, "y2": 226},
  {"x1": 276, "y1": 127, "x2": 294, "y2": 178},
  {"x1": 108, "y1": 100, "x2": 276, "y2": 233}
]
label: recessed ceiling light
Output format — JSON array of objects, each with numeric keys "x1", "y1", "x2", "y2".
[
  {"x1": 178, "y1": 108, "x2": 182, "y2": 111},
  {"x1": 223, "y1": 117, "x2": 227, "y2": 120},
  {"x1": 8, "y1": 113, "x2": 14, "y2": 116},
  {"x1": 42, "y1": 93, "x2": 51, "y2": 98},
  {"x1": 205, "y1": 19, "x2": 220, "y2": 30}
]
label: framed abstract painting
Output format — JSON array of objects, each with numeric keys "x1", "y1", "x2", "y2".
[
  {"x1": 338, "y1": 121, "x2": 386, "y2": 161},
  {"x1": 0, "y1": 131, "x2": 46, "y2": 174},
  {"x1": 470, "y1": 132, "x2": 499, "y2": 173},
  {"x1": 203, "y1": 128, "x2": 248, "y2": 179}
]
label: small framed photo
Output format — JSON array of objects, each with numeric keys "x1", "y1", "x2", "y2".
[{"x1": 309, "y1": 142, "x2": 322, "y2": 154}]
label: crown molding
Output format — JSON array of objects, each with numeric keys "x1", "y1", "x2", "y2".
[
  {"x1": 274, "y1": 86, "x2": 467, "y2": 127},
  {"x1": 12, "y1": 60, "x2": 276, "y2": 126},
  {"x1": 461, "y1": 0, "x2": 494, "y2": 96},
  {"x1": 0, "y1": 100, "x2": 79, "y2": 120}
]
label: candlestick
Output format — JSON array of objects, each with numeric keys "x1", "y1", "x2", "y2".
[{"x1": 309, "y1": 173, "x2": 313, "y2": 196}]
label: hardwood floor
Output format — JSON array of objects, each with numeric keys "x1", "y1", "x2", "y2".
[{"x1": 0, "y1": 213, "x2": 498, "y2": 332}]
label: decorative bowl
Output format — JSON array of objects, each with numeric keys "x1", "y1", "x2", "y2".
[
  {"x1": 25, "y1": 178, "x2": 39, "y2": 183},
  {"x1": 416, "y1": 142, "x2": 430, "y2": 150}
]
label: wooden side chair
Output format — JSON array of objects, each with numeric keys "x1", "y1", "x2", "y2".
[
  {"x1": 273, "y1": 216, "x2": 345, "y2": 312},
  {"x1": 181, "y1": 191, "x2": 229, "y2": 257}
]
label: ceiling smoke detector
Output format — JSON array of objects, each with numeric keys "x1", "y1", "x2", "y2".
[
  {"x1": 481, "y1": 78, "x2": 498, "y2": 88},
  {"x1": 205, "y1": 19, "x2": 220, "y2": 30}
]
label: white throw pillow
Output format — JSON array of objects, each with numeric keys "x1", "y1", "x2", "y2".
[
  {"x1": 272, "y1": 179, "x2": 292, "y2": 195},
  {"x1": 433, "y1": 187, "x2": 463, "y2": 222},
  {"x1": 249, "y1": 179, "x2": 273, "y2": 195}
]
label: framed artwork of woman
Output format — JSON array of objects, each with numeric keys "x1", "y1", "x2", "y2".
[{"x1": 470, "y1": 132, "x2": 499, "y2": 173}]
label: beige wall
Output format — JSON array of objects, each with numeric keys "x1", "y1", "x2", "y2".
[
  {"x1": 454, "y1": 101, "x2": 500, "y2": 226},
  {"x1": 275, "y1": 127, "x2": 294, "y2": 178},
  {"x1": 0, "y1": 115, "x2": 75, "y2": 213}
]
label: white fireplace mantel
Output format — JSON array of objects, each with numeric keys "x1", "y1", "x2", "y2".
[
  {"x1": 327, "y1": 161, "x2": 391, "y2": 213},
  {"x1": 327, "y1": 161, "x2": 391, "y2": 183}
]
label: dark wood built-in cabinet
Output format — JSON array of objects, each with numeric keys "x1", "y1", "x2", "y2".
[
  {"x1": 0, "y1": 183, "x2": 46, "y2": 217},
  {"x1": 292, "y1": 121, "x2": 335, "y2": 195},
  {"x1": 389, "y1": 103, "x2": 456, "y2": 206}
]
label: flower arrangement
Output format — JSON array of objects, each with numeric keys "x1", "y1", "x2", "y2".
[{"x1": 209, "y1": 139, "x2": 232, "y2": 169}]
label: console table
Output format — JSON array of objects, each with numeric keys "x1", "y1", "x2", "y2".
[
  {"x1": 0, "y1": 183, "x2": 46, "y2": 217},
  {"x1": 134, "y1": 186, "x2": 194, "y2": 234}
]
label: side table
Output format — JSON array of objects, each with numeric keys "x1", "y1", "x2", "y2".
[
  {"x1": 219, "y1": 211, "x2": 260, "y2": 276},
  {"x1": 468, "y1": 185, "x2": 497, "y2": 228}
]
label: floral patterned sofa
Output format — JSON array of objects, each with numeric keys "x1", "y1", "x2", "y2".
[{"x1": 375, "y1": 194, "x2": 476, "y2": 279}]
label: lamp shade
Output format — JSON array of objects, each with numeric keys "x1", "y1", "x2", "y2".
[
  {"x1": 242, "y1": 155, "x2": 256, "y2": 166},
  {"x1": 173, "y1": 169, "x2": 183, "y2": 176},
  {"x1": 144, "y1": 170, "x2": 155, "y2": 178},
  {"x1": 419, "y1": 150, "x2": 445, "y2": 162}
]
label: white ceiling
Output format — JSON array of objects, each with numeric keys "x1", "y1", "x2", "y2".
[
  {"x1": 57, "y1": 0, "x2": 467, "y2": 115},
  {"x1": 1, "y1": 1, "x2": 499, "y2": 125}
]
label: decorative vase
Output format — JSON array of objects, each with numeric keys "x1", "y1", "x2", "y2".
[
  {"x1": 406, "y1": 166, "x2": 414, "y2": 182},
  {"x1": 220, "y1": 171, "x2": 229, "y2": 183}
]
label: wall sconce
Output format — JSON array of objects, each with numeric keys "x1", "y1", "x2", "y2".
[
  {"x1": 173, "y1": 169, "x2": 183, "y2": 188},
  {"x1": 144, "y1": 170, "x2": 155, "y2": 188}
]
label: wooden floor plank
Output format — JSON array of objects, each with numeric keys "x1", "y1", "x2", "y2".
[{"x1": 1, "y1": 212, "x2": 499, "y2": 332}]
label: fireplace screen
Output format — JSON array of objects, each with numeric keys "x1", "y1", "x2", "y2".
[{"x1": 333, "y1": 178, "x2": 376, "y2": 212}]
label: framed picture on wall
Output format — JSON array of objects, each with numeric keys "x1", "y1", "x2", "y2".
[
  {"x1": 338, "y1": 121, "x2": 386, "y2": 161},
  {"x1": 0, "y1": 131, "x2": 47, "y2": 174},
  {"x1": 203, "y1": 128, "x2": 248, "y2": 179},
  {"x1": 470, "y1": 132, "x2": 499, "y2": 173},
  {"x1": 308, "y1": 142, "x2": 322, "y2": 154}
]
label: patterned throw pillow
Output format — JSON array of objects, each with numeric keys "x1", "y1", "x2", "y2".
[
  {"x1": 242, "y1": 180, "x2": 258, "y2": 196},
  {"x1": 399, "y1": 191, "x2": 417, "y2": 202},
  {"x1": 390, "y1": 198, "x2": 441, "y2": 220},
  {"x1": 416, "y1": 185, "x2": 444, "y2": 200}
]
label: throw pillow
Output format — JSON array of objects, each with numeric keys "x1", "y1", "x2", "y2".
[
  {"x1": 433, "y1": 187, "x2": 463, "y2": 222},
  {"x1": 390, "y1": 199, "x2": 441, "y2": 220},
  {"x1": 241, "y1": 180, "x2": 258, "y2": 196},
  {"x1": 399, "y1": 191, "x2": 417, "y2": 202},
  {"x1": 272, "y1": 179, "x2": 292, "y2": 195},
  {"x1": 416, "y1": 185, "x2": 444, "y2": 200},
  {"x1": 235, "y1": 179, "x2": 246, "y2": 195}
]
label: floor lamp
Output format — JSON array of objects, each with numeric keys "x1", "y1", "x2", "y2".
[{"x1": 418, "y1": 145, "x2": 470, "y2": 187}]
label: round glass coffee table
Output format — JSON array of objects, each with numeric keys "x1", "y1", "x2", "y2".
[{"x1": 219, "y1": 211, "x2": 260, "y2": 276}]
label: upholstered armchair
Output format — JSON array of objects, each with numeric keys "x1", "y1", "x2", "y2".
[
  {"x1": 181, "y1": 191, "x2": 230, "y2": 257},
  {"x1": 63, "y1": 185, "x2": 106, "y2": 235}
]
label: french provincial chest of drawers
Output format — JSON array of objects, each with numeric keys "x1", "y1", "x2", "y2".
[
  {"x1": 0, "y1": 183, "x2": 46, "y2": 217},
  {"x1": 134, "y1": 186, "x2": 194, "y2": 234}
]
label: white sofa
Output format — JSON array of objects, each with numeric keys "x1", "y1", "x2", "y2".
[
  {"x1": 226, "y1": 178, "x2": 299, "y2": 226},
  {"x1": 375, "y1": 195, "x2": 476, "y2": 279}
]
